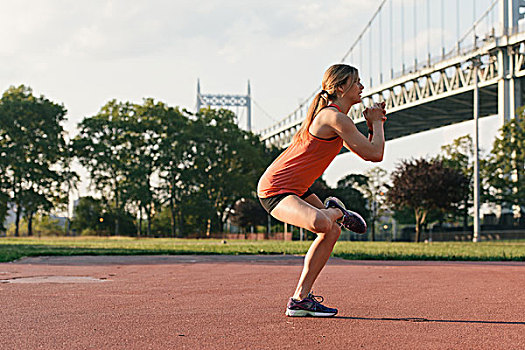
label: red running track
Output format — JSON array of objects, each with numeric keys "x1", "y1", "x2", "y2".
[{"x1": 0, "y1": 255, "x2": 524, "y2": 349}]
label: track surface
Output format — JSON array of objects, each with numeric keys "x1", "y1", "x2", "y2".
[{"x1": 1, "y1": 255, "x2": 524, "y2": 349}]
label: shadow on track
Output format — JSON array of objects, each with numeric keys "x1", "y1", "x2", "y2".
[{"x1": 335, "y1": 316, "x2": 525, "y2": 325}]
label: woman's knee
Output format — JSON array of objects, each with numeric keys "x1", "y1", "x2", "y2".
[
  {"x1": 310, "y1": 212, "x2": 333, "y2": 233},
  {"x1": 326, "y1": 223, "x2": 341, "y2": 242},
  {"x1": 315, "y1": 222, "x2": 341, "y2": 242}
]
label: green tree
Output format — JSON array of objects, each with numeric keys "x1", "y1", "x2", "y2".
[
  {"x1": 0, "y1": 147, "x2": 8, "y2": 231},
  {"x1": 154, "y1": 104, "x2": 191, "y2": 237},
  {"x1": 310, "y1": 177, "x2": 334, "y2": 201},
  {"x1": 0, "y1": 85, "x2": 71, "y2": 236},
  {"x1": 229, "y1": 198, "x2": 267, "y2": 233},
  {"x1": 0, "y1": 118, "x2": 9, "y2": 231},
  {"x1": 101, "y1": 208, "x2": 136, "y2": 236},
  {"x1": 0, "y1": 193, "x2": 8, "y2": 232},
  {"x1": 392, "y1": 206, "x2": 415, "y2": 225},
  {"x1": 189, "y1": 108, "x2": 268, "y2": 235},
  {"x1": 120, "y1": 99, "x2": 162, "y2": 237},
  {"x1": 438, "y1": 135, "x2": 473, "y2": 229},
  {"x1": 307, "y1": 176, "x2": 369, "y2": 236},
  {"x1": 334, "y1": 174, "x2": 370, "y2": 224},
  {"x1": 57, "y1": 142, "x2": 80, "y2": 235},
  {"x1": 387, "y1": 158, "x2": 469, "y2": 242},
  {"x1": 179, "y1": 189, "x2": 213, "y2": 236},
  {"x1": 33, "y1": 214, "x2": 63, "y2": 236},
  {"x1": 150, "y1": 206, "x2": 173, "y2": 237},
  {"x1": 71, "y1": 197, "x2": 104, "y2": 233},
  {"x1": 485, "y1": 115, "x2": 525, "y2": 221},
  {"x1": 336, "y1": 168, "x2": 387, "y2": 241},
  {"x1": 73, "y1": 100, "x2": 135, "y2": 235},
  {"x1": 438, "y1": 135, "x2": 493, "y2": 229},
  {"x1": 305, "y1": 176, "x2": 369, "y2": 224},
  {"x1": 363, "y1": 168, "x2": 389, "y2": 241},
  {"x1": 20, "y1": 189, "x2": 53, "y2": 236}
]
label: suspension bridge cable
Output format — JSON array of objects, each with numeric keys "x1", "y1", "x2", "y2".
[
  {"x1": 490, "y1": 2, "x2": 494, "y2": 34},
  {"x1": 340, "y1": 0, "x2": 389, "y2": 62},
  {"x1": 456, "y1": 0, "x2": 460, "y2": 52},
  {"x1": 414, "y1": 0, "x2": 417, "y2": 68},
  {"x1": 401, "y1": 0, "x2": 405, "y2": 73},
  {"x1": 441, "y1": 0, "x2": 445, "y2": 58},
  {"x1": 369, "y1": 26, "x2": 373, "y2": 87},
  {"x1": 379, "y1": 7, "x2": 383, "y2": 84},
  {"x1": 473, "y1": 0, "x2": 476, "y2": 29},
  {"x1": 390, "y1": 0, "x2": 394, "y2": 79},
  {"x1": 446, "y1": 0, "x2": 499, "y2": 57},
  {"x1": 253, "y1": 99, "x2": 280, "y2": 123},
  {"x1": 473, "y1": 0, "x2": 476, "y2": 43},
  {"x1": 360, "y1": 38, "x2": 363, "y2": 73},
  {"x1": 262, "y1": 0, "x2": 389, "y2": 131},
  {"x1": 427, "y1": 0, "x2": 430, "y2": 66}
]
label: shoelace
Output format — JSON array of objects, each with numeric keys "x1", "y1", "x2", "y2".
[{"x1": 307, "y1": 292, "x2": 324, "y2": 304}]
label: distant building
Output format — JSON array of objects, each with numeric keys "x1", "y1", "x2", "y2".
[{"x1": 2, "y1": 203, "x2": 68, "y2": 230}]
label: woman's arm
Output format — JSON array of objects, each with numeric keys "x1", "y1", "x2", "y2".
[{"x1": 330, "y1": 106, "x2": 386, "y2": 162}]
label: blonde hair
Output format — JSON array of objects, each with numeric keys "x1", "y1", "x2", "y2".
[{"x1": 293, "y1": 64, "x2": 358, "y2": 144}]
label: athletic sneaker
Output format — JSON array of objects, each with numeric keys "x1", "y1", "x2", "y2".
[
  {"x1": 285, "y1": 292, "x2": 338, "y2": 317},
  {"x1": 324, "y1": 196, "x2": 367, "y2": 234}
]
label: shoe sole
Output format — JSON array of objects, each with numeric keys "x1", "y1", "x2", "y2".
[{"x1": 285, "y1": 309, "x2": 337, "y2": 317}]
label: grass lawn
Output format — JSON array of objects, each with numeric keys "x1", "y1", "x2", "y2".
[{"x1": 0, "y1": 236, "x2": 524, "y2": 263}]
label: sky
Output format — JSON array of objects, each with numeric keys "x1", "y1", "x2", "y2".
[{"x1": 0, "y1": 0, "x2": 504, "y2": 202}]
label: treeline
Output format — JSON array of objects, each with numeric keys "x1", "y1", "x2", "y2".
[
  {"x1": 73, "y1": 98, "x2": 277, "y2": 237},
  {"x1": 1, "y1": 85, "x2": 523, "y2": 241},
  {"x1": 0, "y1": 85, "x2": 277, "y2": 237},
  {"x1": 386, "y1": 115, "x2": 525, "y2": 242},
  {"x1": 0, "y1": 86, "x2": 73, "y2": 236}
]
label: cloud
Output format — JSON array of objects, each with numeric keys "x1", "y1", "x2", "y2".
[
  {"x1": 0, "y1": 0, "x2": 378, "y2": 73},
  {"x1": 0, "y1": 0, "x2": 385, "y2": 128}
]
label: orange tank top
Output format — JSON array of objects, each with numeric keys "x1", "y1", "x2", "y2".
[{"x1": 257, "y1": 132, "x2": 343, "y2": 198}]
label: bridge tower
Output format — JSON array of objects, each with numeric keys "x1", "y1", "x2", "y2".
[
  {"x1": 499, "y1": 0, "x2": 525, "y2": 123},
  {"x1": 196, "y1": 80, "x2": 252, "y2": 131}
]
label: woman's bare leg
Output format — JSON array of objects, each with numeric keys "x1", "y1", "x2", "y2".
[
  {"x1": 270, "y1": 194, "x2": 342, "y2": 300},
  {"x1": 292, "y1": 222, "x2": 341, "y2": 299}
]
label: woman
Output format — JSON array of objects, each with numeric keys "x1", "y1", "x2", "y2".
[{"x1": 257, "y1": 64, "x2": 386, "y2": 317}]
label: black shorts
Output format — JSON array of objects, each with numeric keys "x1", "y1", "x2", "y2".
[{"x1": 258, "y1": 188, "x2": 314, "y2": 214}]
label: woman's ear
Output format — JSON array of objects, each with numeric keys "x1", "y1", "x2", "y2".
[
  {"x1": 338, "y1": 81, "x2": 354, "y2": 98},
  {"x1": 336, "y1": 84, "x2": 347, "y2": 98}
]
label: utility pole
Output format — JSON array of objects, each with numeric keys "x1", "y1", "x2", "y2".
[{"x1": 472, "y1": 57, "x2": 481, "y2": 242}]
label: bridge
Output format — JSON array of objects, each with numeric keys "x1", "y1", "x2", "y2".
[
  {"x1": 257, "y1": 0, "x2": 525, "y2": 242},
  {"x1": 260, "y1": 0, "x2": 525, "y2": 148}
]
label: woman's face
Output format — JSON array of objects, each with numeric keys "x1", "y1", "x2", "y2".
[{"x1": 338, "y1": 75, "x2": 364, "y2": 105}]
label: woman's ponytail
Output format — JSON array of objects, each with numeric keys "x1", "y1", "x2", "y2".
[{"x1": 292, "y1": 91, "x2": 328, "y2": 144}]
